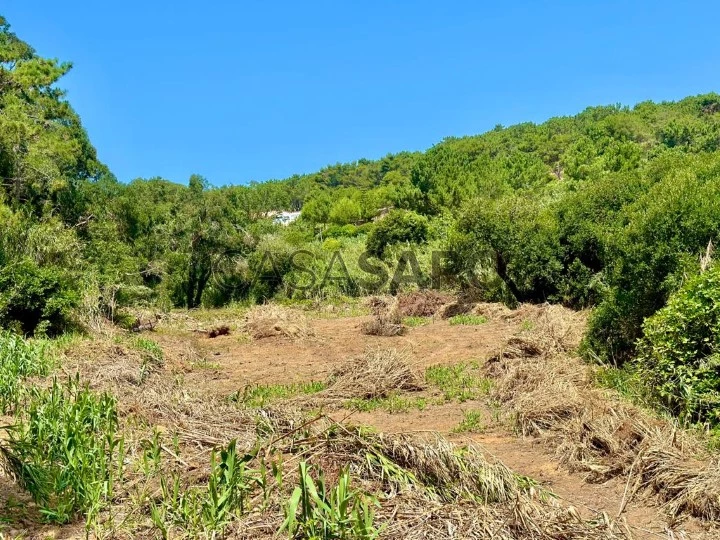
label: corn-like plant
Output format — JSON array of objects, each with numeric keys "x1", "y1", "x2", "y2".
[
  {"x1": 2, "y1": 375, "x2": 124, "y2": 524},
  {"x1": 281, "y1": 462, "x2": 380, "y2": 540},
  {"x1": 150, "y1": 439, "x2": 258, "y2": 537},
  {"x1": 0, "y1": 331, "x2": 51, "y2": 413}
]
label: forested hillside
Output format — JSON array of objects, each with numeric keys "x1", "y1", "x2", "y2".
[{"x1": 3, "y1": 16, "x2": 720, "y2": 423}]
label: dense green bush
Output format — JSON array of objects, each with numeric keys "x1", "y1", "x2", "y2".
[
  {"x1": 0, "y1": 259, "x2": 78, "y2": 335},
  {"x1": 366, "y1": 210, "x2": 428, "y2": 258},
  {"x1": 635, "y1": 265, "x2": 720, "y2": 424}
]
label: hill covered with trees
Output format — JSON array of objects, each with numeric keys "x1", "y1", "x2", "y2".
[{"x1": 3, "y1": 16, "x2": 720, "y2": 423}]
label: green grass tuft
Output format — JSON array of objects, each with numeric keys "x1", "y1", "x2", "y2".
[
  {"x1": 453, "y1": 410, "x2": 485, "y2": 433},
  {"x1": 448, "y1": 314, "x2": 488, "y2": 326},
  {"x1": 402, "y1": 316, "x2": 431, "y2": 327},
  {"x1": 425, "y1": 362, "x2": 491, "y2": 402},
  {"x1": 232, "y1": 381, "x2": 326, "y2": 407}
]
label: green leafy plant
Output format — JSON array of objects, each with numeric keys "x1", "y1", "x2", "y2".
[
  {"x1": 150, "y1": 440, "x2": 258, "y2": 537},
  {"x1": 281, "y1": 462, "x2": 380, "y2": 540},
  {"x1": 232, "y1": 381, "x2": 326, "y2": 407},
  {"x1": 453, "y1": 410, "x2": 485, "y2": 433},
  {"x1": 402, "y1": 316, "x2": 430, "y2": 327},
  {"x1": 635, "y1": 264, "x2": 720, "y2": 425},
  {"x1": 3, "y1": 376, "x2": 124, "y2": 524},
  {"x1": 0, "y1": 332, "x2": 51, "y2": 413}
]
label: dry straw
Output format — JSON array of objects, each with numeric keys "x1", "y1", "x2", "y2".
[
  {"x1": 484, "y1": 303, "x2": 720, "y2": 521},
  {"x1": 321, "y1": 348, "x2": 425, "y2": 400},
  {"x1": 360, "y1": 296, "x2": 406, "y2": 336},
  {"x1": 240, "y1": 304, "x2": 315, "y2": 340}
]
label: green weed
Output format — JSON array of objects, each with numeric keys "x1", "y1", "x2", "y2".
[
  {"x1": 402, "y1": 316, "x2": 430, "y2": 327},
  {"x1": 231, "y1": 381, "x2": 326, "y2": 407},
  {"x1": 453, "y1": 410, "x2": 485, "y2": 433},
  {"x1": 150, "y1": 440, "x2": 257, "y2": 537},
  {"x1": 448, "y1": 314, "x2": 488, "y2": 326},
  {"x1": 0, "y1": 332, "x2": 52, "y2": 413},
  {"x1": 425, "y1": 363, "x2": 491, "y2": 402}
]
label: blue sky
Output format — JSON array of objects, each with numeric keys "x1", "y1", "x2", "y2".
[{"x1": 3, "y1": 1, "x2": 719, "y2": 185}]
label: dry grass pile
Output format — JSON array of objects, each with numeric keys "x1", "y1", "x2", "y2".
[
  {"x1": 397, "y1": 290, "x2": 453, "y2": 317},
  {"x1": 237, "y1": 415, "x2": 632, "y2": 540},
  {"x1": 63, "y1": 338, "x2": 258, "y2": 450},
  {"x1": 240, "y1": 304, "x2": 315, "y2": 340},
  {"x1": 207, "y1": 324, "x2": 230, "y2": 338},
  {"x1": 367, "y1": 432, "x2": 521, "y2": 503},
  {"x1": 472, "y1": 302, "x2": 514, "y2": 319},
  {"x1": 360, "y1": 296, "x2": 406, "y2": 336},
  {"x1": 485, "y1": 311, "x2": 720, "y2": 522},
  {"x1": 436, "y1": 301, "x2": 474, "y2": 319},
  {"x1": 321, "y1": 348, "x2": 425, "y2": 400},
  {"x1": 378, "y1": 493, "x2": 629, "y2": 540}
]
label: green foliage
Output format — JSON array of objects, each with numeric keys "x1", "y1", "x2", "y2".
[
  {"x1": 366, "y1": 210, "x2": 428, "y2": 258},
  {"x1": 448, "y1": 314, "x2": 488, "y2": 326},
  {"x1": 150, "y1": 440, "x2": 257, "y2": 537},
  {"x1": 4, "y1": 376, "x2": 123, "y2": 524},
  {"x1": 635, "y1": 265, "x2": 720, "y2": 424},
  {"x1": 328, "y1": 197, "x2": 362, "y2": 225},
  {"x1": 281, "y1": 462, "x2": 380, "y2": 540},
  {"x1": 0, "y1": 332, "x2": 51, "y2": 413},
  {"x1": 425, "y1": 363, "x2": 491, "y2": 402},
  {"x1": 232, "y1": 381, "x2": 326, "y2": 407},
  {"x1": 402, "y1": 316, "x2": 430, "y2": 327},
  {"x1": 0, "y1": 259, "x2": 78, "y2": 335},
  {"x1": 453, "y1": 410, "x2": 485, "y2": 433}
]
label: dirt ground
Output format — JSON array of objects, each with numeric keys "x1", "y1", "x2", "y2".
[
  {"x1": 3, "y1": 305, "x2": 718, "y2": 539},
  {"x1": 150, "y1": 310, "x2": 712, "y2": 539},
  {"x1": 155, "y1": 315, "x2": 516, "y2": 394}
]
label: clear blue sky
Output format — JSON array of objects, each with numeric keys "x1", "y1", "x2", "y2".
[{"x1": 3, "y1": 1, "x2": 718, "y2": 185}]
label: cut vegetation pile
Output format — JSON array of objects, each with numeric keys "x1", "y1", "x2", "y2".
[
  {"x1": 231, "y1": 415, "x2": 631, "y2": 540},
  {"x1": 321, "y1": 348, "x2": 425, "y2": 401},
  {"x1": 484, "y1": 303, "x2": 720, "y2": 522},
  {"x1": 397, "y1": 290, "x2": 453, "y2": 317},
  {"x1": 361, "y1": 296, "x2": 406, "y2": 336},
  {"x1": 240, "y1": 304, "x2": 315, "y2": 340}
]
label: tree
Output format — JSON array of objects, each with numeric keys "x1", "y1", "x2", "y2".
[
  {"x1": 366, "y1": 210, "x2": 428, "y2": 258},
  {"x1": 328, "y1": 197, "x2": 361, "y2": 225}
]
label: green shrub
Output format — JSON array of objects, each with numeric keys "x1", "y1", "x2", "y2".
[
  {"x1": 366, "y1": 210, "x2": 428, "y2": 258},
  {"x1": 3, "y1": 376, "x2": 124, "y2": 523},
  {"x1": 0, "y1": 259, "x2": 78, "y2": 335},
  {"x1": 325, "y1": 224, "x2": 362, "y2": 238},
  {"x1": 635, "y1": 265, "x2": 720, "y2": 424}
]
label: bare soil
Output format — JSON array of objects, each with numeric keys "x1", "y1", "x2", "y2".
[
  {"x1": 150, "y1": 310, "x2": 713, "y2": 539},
  {"x1": 3, "y1": 305, "x2": 718, "y2": 538}
]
